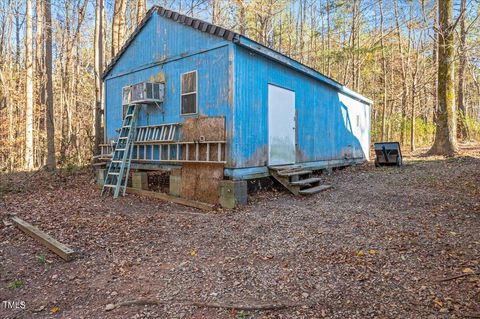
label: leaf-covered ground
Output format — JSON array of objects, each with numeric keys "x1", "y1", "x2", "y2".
[{"x1": 1, "y1": 146, "x2": 479, "y2": 319}]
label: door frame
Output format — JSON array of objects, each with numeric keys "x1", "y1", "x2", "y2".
[{"x1": 267, "y1": 83, "x2": 296, "y2": 166}]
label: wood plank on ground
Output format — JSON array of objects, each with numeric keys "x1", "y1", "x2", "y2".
[
  {"x1": 10, "y1": 215, "x2": 76, "y2": 261},
  {"x1": 124, "y1": 187, "x2": 215, "y2": 211}
]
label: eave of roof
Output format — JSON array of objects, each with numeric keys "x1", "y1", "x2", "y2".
[{"x1": 102, "y1": 5, "x2": 372, "y2": 105}]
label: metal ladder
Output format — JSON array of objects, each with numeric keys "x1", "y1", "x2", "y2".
[
  {"x1": 102, "y1": 104, "x2": 139, "y2": 198},
  {"x1": 135, "y1": 124, "x2": 178, "y2": 143}
]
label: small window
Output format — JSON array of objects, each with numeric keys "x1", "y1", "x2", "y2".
[{"x1": 181, "y1": 71, "x2": 197, "y2": 114}]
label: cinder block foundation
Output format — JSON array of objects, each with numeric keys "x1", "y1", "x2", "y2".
[
  {"x1": 169, "y1": 169, "x2": 182, "y2": 197},
  {"x1": 132, "y1": 171, "x2": 148, "y2": 190},
  {"x1": 96, "y1": 169, "x2": 106, "y2": 186},
  {"x1": 219, "y1": 180, "x2": 248, "y2": 209}
]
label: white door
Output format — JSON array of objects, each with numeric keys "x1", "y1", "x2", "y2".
[{"x1": 268, "y1": 84, "x2": 296, "y2": 166}]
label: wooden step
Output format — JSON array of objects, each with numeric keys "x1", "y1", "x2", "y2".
[
  {"x1": 269, "y1": 164, "x2": 302, "y2": 171},
  {"x1": 290, "y1": 177, "x2": 322, "y2": 186},
  {"x1": 299, "y1": 184, "x2": 333, "y2": 195},
  {"x1": 277, "y1": 170, "x2": 312, "y2": 177}
]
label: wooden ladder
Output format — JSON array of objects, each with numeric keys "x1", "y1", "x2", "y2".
[{"x1": 268, "y1": 165, "x2": 332, "y2": 196}]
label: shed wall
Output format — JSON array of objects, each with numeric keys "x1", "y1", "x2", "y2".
[
  {"x1": 104, "y1": 14, "x2": 235, "y2": 165},
  {"x1": 231, "y1": 46, "x2": 371, "y2": 171},
  {"x1": 103, "y1": 12, "x2": 372, "y2": 177},
  {"x1": 108, "y1": 14, "x2": 230, "y2": 78}
]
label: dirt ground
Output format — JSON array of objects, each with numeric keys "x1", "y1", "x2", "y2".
[{"x1": 1, "y1": 146, "x2": 479, "y2": 319}]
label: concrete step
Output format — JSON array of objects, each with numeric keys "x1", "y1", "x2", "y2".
[
  {"x1": 277, "y1": 170, "x2": 312, "y2": 177},
  {"x1": 299, "y1": 184, "x2": 333, "y2": 195},
  {"x1": 290, "y1": 177, "x2": 322, "y2": 186}
]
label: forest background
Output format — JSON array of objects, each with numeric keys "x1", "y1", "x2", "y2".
[{"x1": 0, "y1": 0, "x2": 479, "y2": 171}]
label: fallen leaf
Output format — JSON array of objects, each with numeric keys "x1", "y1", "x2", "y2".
[
  {"x1": 433, "y1": 298, "x2": 443, "y2": 308},
  {"x1": 356, "y1": 250, "x2": 364, "y2": 257},
  {"x1": 369, "y1": 249, "x2": 377, "y2": 256},
  {"x1": 50, "y1": 306, "x2": 60, "y2": 314},
  {"x1": 105, "y1": 304, "x2": 116, "y2": 311},
  {"x1": 190, "y1": 248, "x2": 196, "y2": 256},
  {"x1": 462, "y1": 267, "x2": 474, "y2": 274}
]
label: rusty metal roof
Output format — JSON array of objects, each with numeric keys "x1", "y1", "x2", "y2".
[{"x1": 102, "y1": 6, "x2": 240, "y2": 79}]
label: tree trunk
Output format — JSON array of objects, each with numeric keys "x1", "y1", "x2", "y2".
[
  {"x1": 379, "y1": 0, "x2": 387, "y2": 141},
  {"x1": 394, "y1": 0, "x2": 410, "y2": 146},
  {"x1": 326, "y1": 0, "x2": 331, "y2": 76},
  {"x1": 432, "y1": 0, "x2": 439, "y2": 126},
  {"x1": 118, "y1": 0, "x2": 128, "y2": 50},
  {"x1": 457, "y1": 0, "x2": 469, "y2": 140},
  {"x1": 429, "y1": 0, "x2": 458, "y2": 155},
  {"x1": 211, "y1": 0, "x2": 220, "y2": 25},
  {"x1": 94, "y1": 0, "x2": 104, "y2": 156},
  {"x1": 36, "y1": 0, "x2": 46, "y2": 167},
  {"x1": 235, "y1": 0, "x2": 246, "y2": 35},
  {"x1": 112, "y1": 0, "x2": 127, "y2": 57},
  {"x1": 136, "y1": 0, "x2": 146, "y2": 25},
  {"x1": 25, "y1": 0, "x2": 34, "y2": 170},
  {"x1": 410, "y1": 76, "x2": 417, "y2": 152},
  {"x1": 45, "y1": 0, "x2": 56, "y2": 170}
]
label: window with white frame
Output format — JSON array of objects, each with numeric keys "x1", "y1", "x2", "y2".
[{"x1": 181, "y1": 71, "x2": 197, "y2": 114}]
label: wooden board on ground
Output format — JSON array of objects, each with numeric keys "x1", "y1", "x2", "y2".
[
  {"x1": 181, "y1": 116, "x2": 225, "y2": 141},
  {"x1": 10, "y1": 216, "x2": 76, "y2": 261},
  {"x1": 125, "y1": 187, "x2": 215, "y2": 211},
  {"x1": 181, "y1": 163, "x2": 224, "y2": 204}
]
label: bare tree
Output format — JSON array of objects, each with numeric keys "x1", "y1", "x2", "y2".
[
  {"x1": 112, "y1": 0, "x2": 127, "y2": 57},
  {"x1": 137, "y1": 0, "x2": 146, "y2": 24},
  {"x1": 36, "y1": 0, "x2": 46, "y2": 166},
  {"x1": 429, "y1": 0, "x2": 458, "y2": 155},
  {"x1": 379, "y1": 0, "x2": 387, "y2": 141},
  {"x1": 45, "y1": 0, "x2": 56, "y2": 169},
  {"x1": 25, "y1": 0, "x2": 34, "y2": 170},
  {"x1": 94, "y1": 0, "x2": 105, "y2": 155},
  {"x1": 457, "y1": 0, "x2": 469, "y2": 140},
  {"x1": 235, "y1": 0, "x2": 246, "y2": 34}
]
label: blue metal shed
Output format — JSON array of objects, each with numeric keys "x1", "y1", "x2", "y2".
[{"x1": 102, "y1": 6, "x2": 372, "y2": 182}]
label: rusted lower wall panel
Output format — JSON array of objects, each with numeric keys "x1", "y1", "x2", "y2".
[{"x1": 181, "y1": 163, "x2": 224, "y2": 204}]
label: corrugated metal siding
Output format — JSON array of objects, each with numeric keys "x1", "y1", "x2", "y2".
[
  {"x1": 232, "y1": 46, "x2": 371, "y2": 169},
  {"x1": 104, "y1": 9, "x2": 371, "y2": 175},
  {"x1": 104, "y1": 14, "x2": 233, "y2": 152},
  {"x1": 106, "y1": 14, "x2": 230, "y2": 78},
  {"x1": 103, "y1": 6, "x2": 239, "y2": 78}
]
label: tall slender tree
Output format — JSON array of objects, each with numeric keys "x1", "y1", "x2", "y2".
[
  {"x1": 136, "y1": 0, "x2": 146, "y2": 24},
  {"x1": 36, "y1": 0, "x2": 46, "y2": 166},
  {"x1": 379, "y1": 0, "x2": 387, "y2": 141},
  {"x1": 429, "y1": 0, "x2": 458, "y2": 155},
  {"x1": 45, "y1": 0, "x2": 56, "y2": 170},
  {"x1": 457, "y1": 0, "x2": 469, "y2": 140},
  {"x1": 94, "y1": 0, "x2": 104, "y2": 155},
  {"x1": 25, "y1": 0, "x2": 34, "y2": 169}
]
